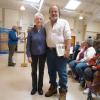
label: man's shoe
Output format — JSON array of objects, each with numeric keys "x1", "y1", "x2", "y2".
[
  {"x1": 45, "y1": 85, "x2": 57, "y2": 97},
  {"x1": 59, "y1": 88, "x2": 67, "y2": 100},
  {"x1": 38, "y1": 89, "x2": 43, "y2": 95},
  {"x1": 31, "y1": 89, "x2": 37, "y2": 95}
]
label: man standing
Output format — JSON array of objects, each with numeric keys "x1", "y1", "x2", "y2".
[
  {"x1": 8, "y1": 26, "x2": 19, "y2": 66},
  {"x1": 45, "y1": 5, "x2": 71, "y2": 100}
]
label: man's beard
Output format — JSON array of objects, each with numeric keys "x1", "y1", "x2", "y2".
[{"x1": 50, "y1": 17, "x2": 58, "y2": 23}]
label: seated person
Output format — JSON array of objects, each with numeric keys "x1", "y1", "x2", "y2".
[
  {"x1": 83, "y1": 54, "x2": 100, "y2": 94},
  {"x1": 70, "y1": 40, "x2": 96, "y2": 88},
  {"x1": 75, "y1": 40, "x2": 96, "y2": 85},
  {"x1": 69, "y1": 41, "x2": 87, "y2": 80},
  {"x1": 72, "y1": 41, "x2": 80, "y2": 60}
]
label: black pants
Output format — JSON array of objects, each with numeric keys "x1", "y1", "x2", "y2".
[
  {"x1": 8, "y1": 44, "x2": 17, "y2": 63},
  {"x1": 31, "y1": 54, "x2": 46, "y2": 90}
]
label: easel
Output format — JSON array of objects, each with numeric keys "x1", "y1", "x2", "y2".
[{"x1": 21, "y1": 32, "x2": 28, "y2": 67}]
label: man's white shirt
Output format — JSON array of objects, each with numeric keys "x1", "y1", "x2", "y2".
[{"x1": 45, "y1": 18, "x2": 71, "y2": 48}]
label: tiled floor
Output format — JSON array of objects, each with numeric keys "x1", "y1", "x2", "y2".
[{"x1": 0, "y1": 53, "x2": 98, "y2": 100}]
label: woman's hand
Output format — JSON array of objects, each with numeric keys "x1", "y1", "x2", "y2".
[
  {"x1": 28, "y1": 57, "x2": 32, "y2": 63},
  {"x1": 76, "y1": 60, "x2": 80, "y2": 63},
  {"x1": 92, "y1": 66, "x2": 97, "y2": 70}
]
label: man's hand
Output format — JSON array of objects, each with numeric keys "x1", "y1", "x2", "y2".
[
  {"x1": 64, "y1": 50, "x2": 70, "y2": 58},
  {"x1": 64, "y1": 39, "x2": 71, "y2": 58}
]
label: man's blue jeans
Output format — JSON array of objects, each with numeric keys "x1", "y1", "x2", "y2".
[{"x1": 47, "y1": 48, "x2": 68, "y2": 89}]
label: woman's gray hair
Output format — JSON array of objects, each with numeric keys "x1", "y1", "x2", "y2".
[{"x1": 34, "y1": 12, "x2": 44, "y2": 25}]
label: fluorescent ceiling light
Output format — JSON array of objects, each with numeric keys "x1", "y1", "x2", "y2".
[
  {"x1": 38, "y1": 0, "x2": 44, "y2": 11},
  {"x1": 25, "y1": 0, "x2": 41, "y2": 3},
  {"x1": 25, "y1": 0, "x2": 44, "y2": 11},
  {"x1": 65, "y1": 0, "x2": 81, "y2": 10}
]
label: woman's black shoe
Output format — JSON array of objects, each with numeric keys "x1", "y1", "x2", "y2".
[
  {"x1": 80, "y1": 80, "x2": 85, "y2": 88},
  {"x1": 8, "y1": 62, "x2": 16, "y2": 66},
  {"x1": 38, "y1": 89, "x2": 43, "y2": 95},
  {"x1": 31, "y1": 89, "x2": 37, "y2": 95}
]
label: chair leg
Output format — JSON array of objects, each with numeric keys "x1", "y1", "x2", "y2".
[{"x1": 87, "y1": 90, "x2": 93, "y2": 100}]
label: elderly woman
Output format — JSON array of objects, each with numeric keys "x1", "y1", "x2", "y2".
[
  {"x1": 75, "y1": 40, "x2": 96, "y2": 86},
  {"x1": 26, "y1": 13, "x2": 46, "y2": 95},
  {"x1": 70, "y1": 40, "x2": 96, "y2": 85}
]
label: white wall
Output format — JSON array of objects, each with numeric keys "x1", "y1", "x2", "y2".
[
  {"x1": 0, "y1": 7, "x2": 100, "y2": 42},
  {"x1": 74, "y1": 19, "x2": 85, "y2": 43},
  {"x1": 61, "y1": 16, "x2": 83, "y2": 43},
  {"x1": 87, "y1": 22, "x2": 100, "y2": 32},
  {"x1": 0, "y1": 8, "x2": 34, "y2": 32},
  {"x1": 85, "y1": 22, "x2": 100, "y2": 39},
  {"x1": 66, "y1": 18, "x2": 100, "y2": 43},
  {"x1": 5, "y1": 9, "x2": 19, "y2": 28},
  {"x1": 64, "y1": 17, "x2": 85, "y2": 43},
  {"x1": 66, "y1": 17, "x2": 74, "y2": 30},
  {"x1": 19, "y1": 11, "x2": 34, "y2": 31},
  {"x1": 0, "y1": 8, "x2": 2, "y2": 27}
]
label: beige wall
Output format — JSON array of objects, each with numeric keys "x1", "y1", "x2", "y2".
[
  {"x1": 19, "y1": 11, "x2": 34, "y2": 31},
  {"x1": 73, "y1": 18, "x2": 85, "y2": 43},
  {"x1": 5, "y1": 9, "x2": 19, "y2": 28},
  {"x1": 0, "y1": 8, "x2": 2, "y2": 27},
  {"x1": 66, "y1": 17, "x2": 74, "y2": 30},
  {"x1": 0, "y1": 7, "x2": 100, "y2": 42},
  {"x1": 85, "y1": 22, "x2": 100, "y2": 39},
  {"x1": 87, "y1": 22, "x2": 100, "y2": 32},
  {"x1": 0, "y1": 8, "x2": 34, "y2": 32}
]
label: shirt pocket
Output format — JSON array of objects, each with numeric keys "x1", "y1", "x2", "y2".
[{"x1": 53, "y1": 26, "x2": 63, "y2": 35}]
